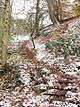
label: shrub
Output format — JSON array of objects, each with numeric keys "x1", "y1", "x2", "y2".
[{"x1": 46, "y1": 30, "x2": 80, "y2": 58}]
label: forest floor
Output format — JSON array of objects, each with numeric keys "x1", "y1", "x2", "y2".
[{"x1": 0, "y1": 17, "x2": 80, "y2": 107}]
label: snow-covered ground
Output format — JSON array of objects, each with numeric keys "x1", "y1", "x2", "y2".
[{"x1": 0, "y1": 17, "x2": 80, "y2": 107}]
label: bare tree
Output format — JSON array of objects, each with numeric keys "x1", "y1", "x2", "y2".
[
  {"x1": 0, "y1": 0, "x2": 4, "y2": 45},
  {"x1": 35, "y1": 0, "x2": 40, "y2": 37},
  {"x1": 46, "y1": 0, "x2": 63, "y2": 25},
  {"x1": 1, "y1": 0, "x2": 11, "y2": 67},
  {"x1": 57, "y1": 0, "x2": 63, "y2": 22}
]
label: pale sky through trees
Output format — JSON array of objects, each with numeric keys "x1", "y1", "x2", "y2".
[
  {"x1": 70, "y1": 0, "x2": 75, "y2": 3},
  {"x1": 12, "y1": 0, "x2": 35, "y2": 19},
  {"x1": 12, "y1": 0, "x2": 51, "y2": 25},
  {"x1": 12, "y1": 0, "x2": 75, "y2": 21}
]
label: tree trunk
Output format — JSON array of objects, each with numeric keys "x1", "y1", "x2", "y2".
[
  {"x1": 1, "y1": 0, "x2": 11, "y2": 67},
  {"x1": 35, "y1": 0, "x2": 40, "y2": 37},
  {"x1": 46, "y1": 0, "x2": 62, "y2": 25},
  {"x1": 46, "y1": 0, "x2": 56, "y2": 24},
  {"x1": 57, "y1": 0, "x2": 63, "y2": 22}
]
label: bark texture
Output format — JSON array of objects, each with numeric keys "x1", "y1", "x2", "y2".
[
  {"x1": 1, "y1": 0, "x2": 11, "y2": 66},
  {"x1": 35, "y1": 0, "x2": 40, "y2": 36},
  {"x1": 46, "y1": 0, "x2": 63, "y2": 25}
]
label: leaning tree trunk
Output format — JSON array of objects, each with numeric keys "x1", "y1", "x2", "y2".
[
  {"x1": 1, "y1": 0, "x2": 11, "y2": 67},
  {"x1": 57, "y1": 0, "x2": 63, "y2": 22},
  {"x1": 46, "y1": 0, "x2": 62, "y2": 25},
  {"x1": 46, "y1": 0, "x2": 56, "y2": 24}
]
